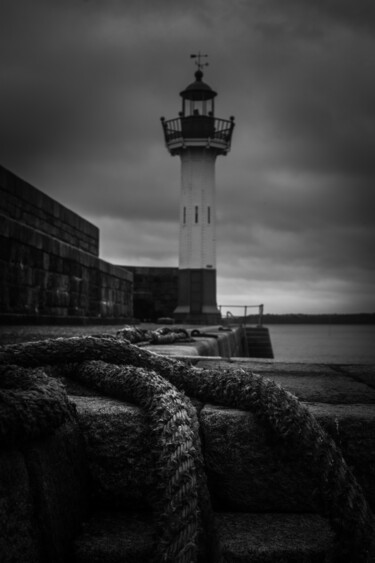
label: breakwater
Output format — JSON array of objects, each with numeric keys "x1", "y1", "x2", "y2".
[{"x1": 0, "y1": 323, "x2": 274, "y2": 360}]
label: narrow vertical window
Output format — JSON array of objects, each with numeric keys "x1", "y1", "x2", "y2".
[
  {"x1": 207, "y1": 206, "x2": 211, "y2": 224},
  {"x1": 183, "y1": 207, "x2": 186, "y2": 224},
  {"x1": 195, "y1": 206, "x2": 199, "y2": 223}
]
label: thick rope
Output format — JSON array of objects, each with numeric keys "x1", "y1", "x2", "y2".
[
  {"x1": 0, "y1": 365, "x2": 76, "y2": 446},
  {"x1": 58, "y1": 359, "x2": 215, "y2": 563},
  {"x1": 0, "y1": 336, "x2": 374, "y2": 562},
  {"x1": 0, "y1": 338, "x2": 215, "y2": 563},
  {"x1": 73, "y1": 360, "x2": 200, "y2": 563}
]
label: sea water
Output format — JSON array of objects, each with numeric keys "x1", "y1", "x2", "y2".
[{"x1": 268, "y1": 324, "x2": 375, "y2": 364}]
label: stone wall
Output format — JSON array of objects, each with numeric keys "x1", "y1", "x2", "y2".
[
  {"x1": 0, "y1": 165, "x2": 99, "y2": 256},
  {"x1": 122, "y1": 266, "x2": 178, "y2": 321},
  {"x1": 0, "y1": 165, "x2": 133, "y2": 322}
]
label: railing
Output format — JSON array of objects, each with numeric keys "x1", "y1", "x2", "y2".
[
  {"x1": 219, "y1": 304, "x2": 264, "y2": 327},
  {"x1": 161, "y1": 116, "x2": 235, "y2": 147}
]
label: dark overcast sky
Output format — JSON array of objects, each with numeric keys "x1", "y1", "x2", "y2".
[{"x1": 1, "y1": 0, "x2": 374, "y2": 314}]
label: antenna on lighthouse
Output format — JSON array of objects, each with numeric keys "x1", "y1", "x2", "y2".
[{"x1": 190, "y1": 52, "x2": 209, "y2": 71}]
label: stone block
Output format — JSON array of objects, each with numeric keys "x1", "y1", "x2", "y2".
[
  {"x1": 200, "y1": 405, "x2": 316, "y2": 512},
  {"x1": 72, "y1": 393, "x2": 375, "y2": 515},
  {"x1": 0, "y1": 236, "x2": 11, "y2": 261},
  {"x1": 339, "y1": 365, "x2": 375, "y2": 390},
  {"x1": 75, "y1": 511, "x2": 154, "y2": 563},
  {"x1": 308, "y1": 402, "x2": 375, "y2": 508},
  {"x1": 22, "y1": 421, "x2": 89, "y2": 563},
  {"x1": 216, "y1": 513, "x2": 335, "y2": 562},
  {"x1": 73, "y1": 397, "x2": 154, "y2": 509},
  {"x1": 0, "y1": 449, "x2": 40, "y2": 562},
  {"x1": 197, "y1": 361, "x2": 375, "y2": 404},
  {"x1": 42, "y1": 252, "x2": 50, "y2": 270},
  {"x1": 74, "y1": 510, "x2": 336, "y2": 563},
  {"x1": 200, "y1": 402, "x2": 375, "y2": 512},
  {"x1": 263, "y1": 373, "x2": 375, "y2": 404}
]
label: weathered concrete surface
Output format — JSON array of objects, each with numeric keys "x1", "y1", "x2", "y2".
[
  {"x1": 216, "y1": 513, "x2": 335, "y2": 562},
  {"x1": 0, "y1": 324, "x2": 243, "y2": 358},
  {"x1": 0, "y1": 420, "x2": 89, "y2": 563},
  {"x1": 74, "y1": 511, "x2": 335, "y2": 563},
  {"x1": 308, "y1": 402, "x2": 375, "y2": 509},
  {"x1": 22, "y1": 421, "x2": 89, "y2": 563},
  {"x1": 75, "y1": 511, "x2": 154, "y2": 563},
  {"x1": 145, "y1": 326, "x2": 243, "y2": 358},
  {"x1": 0, "y1": 449, "x2": 40, "y2": 563},
  {"x1": 201, "y1": 404, "x2": 317, "y2": 512},
  {"x1": 74, "y1": 396, "x2": 154, "y2": 509},
  {"x1": 201, "y1": 402, "x2": 375, "y2": 512},
  {"x1": 197, "y1": 359, "x2": 375, "y2": 403},
  {"x1": 71, "y1": 392, "x2": 375, "y2": 514},
  {"x1": 337, "y1": 364, "x2": 375, "y2": 389}
]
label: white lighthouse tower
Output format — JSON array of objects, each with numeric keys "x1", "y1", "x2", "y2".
[{"x1": 161, "y1": 54, "x2": 235, "y2": 323}]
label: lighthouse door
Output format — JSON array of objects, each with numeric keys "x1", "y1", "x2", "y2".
[{"x1": 190, "y1": 270, "x2": 203, "y2": 314}]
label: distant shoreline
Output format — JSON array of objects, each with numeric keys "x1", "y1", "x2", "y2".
[{"x1": 248, "y1": 313, "x2": 375, "y2": 325}]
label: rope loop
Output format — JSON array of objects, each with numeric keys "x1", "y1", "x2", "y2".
[
  {"x1": 0, "y1": 335, "x2": 374, "y2": 562},
  {"x1": 0, "y1": 364, "x2": 76, "y2": 446}
]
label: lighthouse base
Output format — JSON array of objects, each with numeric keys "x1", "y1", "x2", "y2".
[{"x1": 173, "y1": 269, "x2": 221, "y2": 325}]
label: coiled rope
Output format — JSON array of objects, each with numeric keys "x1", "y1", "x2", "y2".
[
  {"x1": 0, "y1": 365, "x2": 76, "y2": 445},
  {"x1": 75, "y1": 360, "x2": 202, "y2": 562},
  {"x1": 0, "y1": 335, "x2": 374, "y2": 562}
]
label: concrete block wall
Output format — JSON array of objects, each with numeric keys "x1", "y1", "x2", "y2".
[
  {"x1": 0, "y1": 165, "x2": 133, "y2": 321},
  {"x1": 0, "y1": 215, "x2": 133, "y2": 320},
  {"x1": 0, "y1": 165, "x2": 99, "y2": 256},
  {"x1": 122, "y1": 266, "x2": 178, "y2": 321}
]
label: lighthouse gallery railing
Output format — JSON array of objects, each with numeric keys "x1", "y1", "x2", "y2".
[{"x1": 161, "y1": 116, "x2": 234, "y2": 147}]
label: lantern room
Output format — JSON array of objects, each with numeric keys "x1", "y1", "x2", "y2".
[
  {"x1": 179, "y1": 69, "x2": 217, "y2": 117},
  {"x1": 161, "y1": 60, "x2": 235, "y2": 156}
]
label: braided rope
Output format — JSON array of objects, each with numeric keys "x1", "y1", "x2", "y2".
[
  {"x1": 0, "y1": 365, "x2": 76, "y2": 445},
  {"x1": 0, "y1": 336, "x2": 374, "y2": 562},
  {"x1": 73, "y1": 360, "x2": 200, "y2": 563}
]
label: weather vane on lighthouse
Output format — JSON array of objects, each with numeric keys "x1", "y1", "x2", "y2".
[
  {"x1": 161, "y1": 56, "x2": 235, "y2": 323},
  {"x1": 190, "y1": 52, "x2": 209, "y2": 71}
]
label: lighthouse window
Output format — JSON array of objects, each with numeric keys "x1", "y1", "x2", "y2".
[
  {"x1": 195, "y1": 206, "x2": 199, "y2": 223},
  {"x1": 183, "y1": 207, "x2": 186, "y2": 224},
  {"x1": 207, "y1": 206, "x2": 211, "y2": 224}
]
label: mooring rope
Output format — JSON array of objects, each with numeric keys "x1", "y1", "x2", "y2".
[
  {"x1": 74, "y1": 360, "x2": 201, "y2": 563},
  {"x1": 0, "y1": 365, "x2": 76, "y2": 446},
  {"x1": 0, "y1": 335, "x2": 374, "y2": 562}
]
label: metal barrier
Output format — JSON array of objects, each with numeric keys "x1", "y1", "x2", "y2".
[{"x1": 219, "y1": 304, "x2": 264, "y2": 327}]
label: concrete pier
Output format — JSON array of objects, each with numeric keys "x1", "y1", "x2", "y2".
[
  {"x1": 1, "y1": 325, "x2": 374, "y2": 561},
  {"x1": 0, "y1": 323, "x2": 266, "y2": 359}
]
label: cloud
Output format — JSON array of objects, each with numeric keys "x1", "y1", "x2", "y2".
[
  {"x1": 0, "y1": 0, "x2": 374, "y2": 313},
  {"x1": 94, "y1": 216, "x2": 178, "y2": 267}
]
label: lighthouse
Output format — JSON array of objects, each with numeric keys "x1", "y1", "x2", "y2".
[{"x1": 161, "y1": 54, "x2": 235, "y2": 324}]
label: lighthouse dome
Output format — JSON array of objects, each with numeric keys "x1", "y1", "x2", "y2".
[{"x1": 180, "y1": 70, "x2": 217, "y2": 101}]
